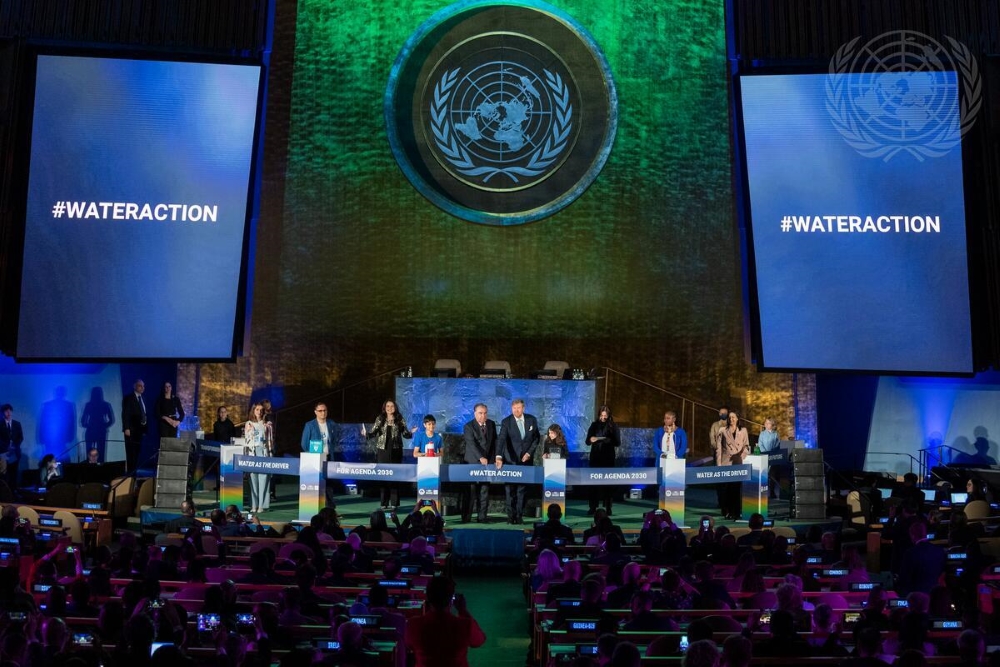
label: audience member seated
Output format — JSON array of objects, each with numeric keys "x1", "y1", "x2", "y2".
[
  {"x1": 957, "y1": 629, "x2": 986, "y2": 667},
  {"x1": 754, "y1": 609, "x2": 812, "y2": 657},
  {"x1": 317, "y1": 506, "x2": 347, "y2": 541},
  {"x1": 554, "y1": 575, "x2": 614, "y2": 631},
  {"x1": 654, "y1": 568, "x2": 696, "y2": 610},
  {"x1": 775, "y1": 581, "x2": 812, "y2": 630},
  {"x1": 843, "y1": 627, "x2": 894, "y2": 667},
  {"x1": 809, "y1": 602, "x2": 849, "y2": 656},
  {"x1": 530, "y1": 548, "x2": 563, "y2": 594},
  {"x1": 607, "y1": 561, "x2": 643, "y2": 608},
  {"x1": 692, "y1": 560, "x2": 734, "y2": 609},
  {"x1": 583, "y1": 508, "x2": 624, "y2": 545},
  {"x1": 622, "y1": 590, "x2": 677, "y2": 632},
  {"x1": 714, "y1": 533, "x2": 740, "y2": 565},
  {"x1": 892, "y1": 472, "x2": 926, "y2": 512},
  {"x1": 611, "y1": 640, "x2": 642, "y2": 667},
  {"x1": 726, "y1": 552, "x2": 757, "y2": 592},
  {"x1": 545, "y1": 558, "x2": 584, "y2": 605},
  {"x1": 362, "y1": 509, "x2": 400, "y2": 543},
  {"x1": 399, "y1": 535, "x2": 436, "y2": 575},
  {"x1": 322, "y1": 620, "x2": 379, "y2": 666},
  {"x1": 534, "y1": 503, "x2": 575, "y2": 545},
  {"x1": 883, "y1": 609, "x2": 936, "y2": 657},
  {"x1": 738, "y1": 568, "x2": 776, "y2": 610},
  {"x1": 684, "y1": 639, "x2": 720, "y2": 667},
  {"x1": 38, "y1": 454, "x2": 63, "y2": 487},
  {"x1": 67, "y1": 578, "x2": 101, "y2": 617},
  {"x1": 736, "y1": 513, "x2": 766, "y2": 547},
  {"x1": 165, "y1": 499, "x2": 199, "y2": 533},
  {"x1": 721, "y1": 635, "x2": 752, "y2": 667},
  {"x1": 831, "y1": 544, "x2": 870, "y2": 590},
  {"x1": 278, "y1": 585, "x2": 320, "y2": 625}
]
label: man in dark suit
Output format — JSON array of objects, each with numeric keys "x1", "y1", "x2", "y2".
[
  {"x1": 121, "y1": 379, "x2": 148, "y2": 472},
  {"x1": 0, "y1": 404, "x2": 24, "y2": 488},
  {"x1": 300, "y1": 402, "x2": 338, "y2": 507},
  {"x1": 461, "y1": 403, "x2": 496, "y2": 523},
  {"x1": 496, "y1": 398, "x2": 540, "y2": 524}
]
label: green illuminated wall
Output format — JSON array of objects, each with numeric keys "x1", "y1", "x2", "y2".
[{"x1": 187, "y1": 0, "x2": 804, "y2": 453}]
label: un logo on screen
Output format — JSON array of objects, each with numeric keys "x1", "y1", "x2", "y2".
[
  {"x1": 826, "y1": 30, "x2": 981, "y2": 161},
  {"x1": 386, "y1": 0, "x2": 617, "y2": 225}
]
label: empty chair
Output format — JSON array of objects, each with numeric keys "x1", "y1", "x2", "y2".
[
  {"x1": 134, "y1": 478, "x2": 155, "y2": 516},
  {"x1": 846, "y1": 490, "x2": 872, "y2": 527},
  {"x1": 432, "y1": 359, "x2": 462, "y2": 377},
  {"x1": 107, "y1": 477, "x2": 136, "y2": 518},
  {"x1": 52, "y1": 510, "x2": 83, "y2": 544},
  {"x1": 543, "y1": 361, "x2": 570, "y2": 378},
  {"x1": 17, "y1": 505, "x2": 40, "y2": 526},
  {"x1": 46, "y1": 482, "x2": 78, "y2": 509},
  {"x1": 965, "y1": 499, "x2": 990, "y2": 521},
  {"x1": 76, "y1": 482, "x2": 107, "y2": 509},
  {"x1": 481, "y1": 360, "x2": 511, "y2": 377}
]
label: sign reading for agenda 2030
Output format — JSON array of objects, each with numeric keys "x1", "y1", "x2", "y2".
[{"x1": 385, "y1": 0, "x2": 617, "y2": 225}]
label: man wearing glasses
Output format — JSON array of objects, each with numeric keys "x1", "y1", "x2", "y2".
[{"x1": 301, "y1": 402, "x2": 339, "y2": 506}]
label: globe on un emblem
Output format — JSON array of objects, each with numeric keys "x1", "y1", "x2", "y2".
[{"x1": 386, "y1": 0, "x2": 617, "y2": 225}]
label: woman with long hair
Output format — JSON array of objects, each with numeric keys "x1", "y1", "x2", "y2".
[
  {"x1": 585, "y1": 405, "x2": 620, "y2": 515},
  {"x1": 541, "y1": 424, "x2": 568, "y2": 459},
  {"x1": 244, "y1": 402, "x2": 273, "y2": 514},
  {"x1": 156, "y1": 381, "x2": 185, "y2": 438},
  {"x1": 716, "y1": 411, "x2": 750, "y2": 520},
  {"x1": 362, "y1": 399, "x2": 415, "y2": 508}
]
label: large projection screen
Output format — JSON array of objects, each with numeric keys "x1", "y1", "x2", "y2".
[
  {"x1": 17, "y1": 55, "x2": 262, "y2": 360},
  {"x1": 738, "y1": 72, "x2": 973, "y2": 374}
]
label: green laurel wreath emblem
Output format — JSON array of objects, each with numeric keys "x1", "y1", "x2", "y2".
[{"x1": 430, "y1": 68, "x2": 573, "y2": 183}]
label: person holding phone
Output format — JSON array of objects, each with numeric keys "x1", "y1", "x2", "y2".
[{"x1": 405, "y1": 577, "x2": 486, "y2": 667}]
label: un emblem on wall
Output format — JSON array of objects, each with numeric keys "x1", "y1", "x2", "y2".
[{"x1": 385, "y1": 1, "x2": 617, "y2": 225}]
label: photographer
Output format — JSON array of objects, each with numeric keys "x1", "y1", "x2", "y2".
[{"x1": 405, "y1": 577, "x2": 486, "y2": 667}]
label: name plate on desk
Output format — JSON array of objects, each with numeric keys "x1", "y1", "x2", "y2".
[
  {"x1": 443, "y1": 464, "x2": 543, "y2": 484},
  {"x1": 686, "y1": 465, "x2": 752, "y2": 484},
  {"x1": 566, "y1": 467, "x2": 659, "y2": 485},
  {"x1": 233, "y1": 455, "x2": 300, "y2": 475},
  {"x1": 326, "y1": 461, "x2": 417, "y2": 482}
]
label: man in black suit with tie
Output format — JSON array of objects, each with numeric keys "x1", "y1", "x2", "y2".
[
  {"x1": 121, "y1": 379, "x2": 148, "y2": 472},
  {"x1": 0, "y1": 404, "x2": 24, "y2": 488},
  {"x1": 497, "y1": 398, "x2": 540, "y2": 524},
  {"x1": 461, "y1": 403, "x2": 496, "y2": 523}
]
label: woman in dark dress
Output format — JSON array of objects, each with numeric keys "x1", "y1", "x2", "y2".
[
  {"x1": 585, "y1": 405, "x2": 620, "y2": 515},
  {"x1": 155, "y1": 382, "x2": 184, "y2": 438},
  {"x1": 362, "y1": 399, "x2": 415, "y2": 508}
]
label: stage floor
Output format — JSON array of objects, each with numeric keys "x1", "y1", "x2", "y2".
[{"x1": 187, "y1": 480, "x2": 837, "y2": 536}]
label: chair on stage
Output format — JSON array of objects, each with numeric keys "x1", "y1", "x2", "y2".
[
  {"x1": 432, "y1": 359, "x2": 462, "y2": 378},
  {"x1": 482, "y1": 360, "x2": 511, "y2": 377},
  {"x1": 543, "y1": 361, "x2": 570, "y2": 378}
]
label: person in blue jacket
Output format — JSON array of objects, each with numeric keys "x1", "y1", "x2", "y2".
[{"x1": 653, "y1": 411, "x2": 687, "y2": 459}]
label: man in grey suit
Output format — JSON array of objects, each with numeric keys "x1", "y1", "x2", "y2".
[
  {"x1": 497, "y1": 398, "x2": 540, "y2": 524},
  {"x1": 461, "y1": 403, "x2": 496, "y2": 523}
]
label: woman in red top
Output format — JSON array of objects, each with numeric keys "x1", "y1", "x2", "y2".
[{"x1": 404, "y1": 576, "x2": 486, "y2": 667}]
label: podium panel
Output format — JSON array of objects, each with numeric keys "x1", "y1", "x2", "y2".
[
  {"x1": 659, "y1": 457, "x2": 686, "y2": 526},
  {"x1": 542, "y1": 458, "x2": 567, "y2": 517}
]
